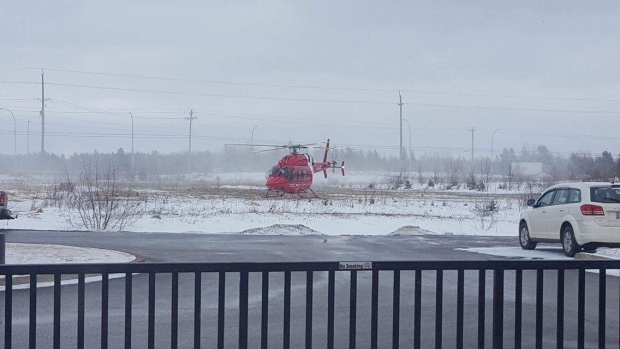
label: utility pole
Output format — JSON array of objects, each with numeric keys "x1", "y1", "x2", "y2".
[
  {"x1": 40, "y1": 70, "x2": 45, "y2": 154},
  {"x1": 185, "y1": 109, "x2": 197, "y2": 173},
  {"x1": 129, "y1": 112, "x2": 134, "y2": 177},
  {"x1": 399, "y1": 91, "x2": 404, "y2": 181}
]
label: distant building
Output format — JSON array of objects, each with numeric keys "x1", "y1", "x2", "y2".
[{"x1": 511, "y1": 162, "x2": 543, "y2": 177}]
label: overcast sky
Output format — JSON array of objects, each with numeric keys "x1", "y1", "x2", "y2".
[{"x1": 1, "y1": 1, "x2": 619, "y2": 159}]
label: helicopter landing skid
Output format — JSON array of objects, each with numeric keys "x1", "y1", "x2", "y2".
[
  {"x1": 265, "y1": 188, "x2": 320, "y2": 199},
  {"x1": 265, "y1": 189, "x2": 285, "y2": 198},
  {"x1": 302, "y1": 188, "x2": 320, "y2": 199}
]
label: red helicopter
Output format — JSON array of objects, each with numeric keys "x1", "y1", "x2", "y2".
[{"x1": 240, "y1": 139, "x2": 345, "y2": 197}]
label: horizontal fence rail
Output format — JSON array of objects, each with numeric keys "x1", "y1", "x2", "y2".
[{"x1": 1, "y1": 260, "x2": 620, "y2": 348}]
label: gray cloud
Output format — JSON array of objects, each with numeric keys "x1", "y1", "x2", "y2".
[{"x1": 1, "y1": 1, "x2": 619, "y2": 157}]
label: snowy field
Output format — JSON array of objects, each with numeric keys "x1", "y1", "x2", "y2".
[
  {"x1": 2, "y1": 172, "x2": 620, "y2": 267},
  {"x1": 1, "y1": 172, "x2": 525, "y2": 237}
]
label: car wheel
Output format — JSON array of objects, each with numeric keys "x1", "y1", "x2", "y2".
[
  {"x1": 561, "y1": 225, "x2": 580, "y2": 257},
  {"x1": 519, "y1": 223, "x2": 537, "y2": 250}
]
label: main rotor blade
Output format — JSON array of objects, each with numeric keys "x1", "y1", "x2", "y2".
[
  {"x1": 226, "y1": 142, "x2": 340, "y2": 151},
  {"x1": 253, "y1": 147, "x2": 290, "y2": 153},
  {"x1": 225, "y1": 143, "x2": 289, "y2": 148}
]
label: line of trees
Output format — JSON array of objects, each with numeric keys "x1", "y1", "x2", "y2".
[{"x1": 0, "y1": 145, "x2": 618, "y2": 184}]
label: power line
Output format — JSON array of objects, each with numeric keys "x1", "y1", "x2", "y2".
[
  {"x1": 3, "y1": 66, "x2": 620, "y2": 103},
  {"x1": 4, "y1": 80, "x2": 620, "y2": 114},
  {"x1": 44, "y1": 82, "x2": 393, "y2": 105},
  {"x1": 47, "y1": 120, "x2": 132, "y2": 132},
  {"x1": 11, "y1": 104, "x2": 620, "y2": 141},
  {"x1": 12, "y1": 110, "x2": 620, "y2": 144},
  {"x1": 0, "y1": 98, "x2": 39, "y2": 102},
  {"x1": 402, "y1": 101, "x2": 620, "y2": 115},
  {"x1": 0, "y1": 66, "x2": 398, "y2": 92},
  {"x1": 9, "y1": 100, "x2": 620, "y2": 143},
  {"x1": 0, "y1": 81, "x2": 36, "y2": 85},
  {"x1": 0, "y1": 125, "x2": 608, "y2": 158},
  {"x1": 399, "y1": 89, "x2": 620, "y2": 103},
  {"x1": 50, "y1": 99, "x2": 130, "y2": 117},
  {"x1": 1, "y1": 81, "x2": 394, "y2": 105}
]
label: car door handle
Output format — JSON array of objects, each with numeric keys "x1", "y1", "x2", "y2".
[{"x1": 559, "y1": 209, "x2": 565, "y2": 212}]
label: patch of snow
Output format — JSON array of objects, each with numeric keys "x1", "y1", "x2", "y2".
[
  {"x1": 456, "y1": 246, "x2": 570, "y2": 260},
  {"x1": 4, "y1": 243, "x2": 136, "y2": 264},
  {"x1": 1, "y1": 273, "x2": 129, "y2": 291},
  {"x1": 387, "y1": 225, "x2": 436, "y2": 236},
  {"x1": 458, "y1": 247, "x2": 620, "y2": 276},
  {"x1": 592, "y1": 248, "x2": 620, "y2": 259},
  {"x1": 1, "y1": 243, "x2": 137, "y2": 290},
  {"x1": 238, "y1": 224, "x2": 324, "y2": 236}
]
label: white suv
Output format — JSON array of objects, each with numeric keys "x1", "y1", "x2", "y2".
[{"x1": 519, "y1": 182, "x2": 620, "y2": 257}]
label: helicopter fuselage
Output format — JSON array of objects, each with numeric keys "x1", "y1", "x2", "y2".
[
  {"x1": 263, "y1": 138, "x2": 344, "y2": 197},
  {"x1": 266, "y1": 154, "x2": 314, "y2": 195}
]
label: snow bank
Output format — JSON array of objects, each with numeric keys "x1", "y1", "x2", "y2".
[
  {"x1": 239, "y1": 224, "x2": 324, "y2": 236},
  {"x1": 4, "y1": 243, "x2": 136, "y2": 264}
]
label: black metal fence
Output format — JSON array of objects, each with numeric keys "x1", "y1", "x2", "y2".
[{"x1": 1, "y1": 260, "x2": 619, "y2": 348}]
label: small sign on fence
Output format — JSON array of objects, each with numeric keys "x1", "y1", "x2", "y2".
[{"x1": 339, "y1": 261, "x2": 372, "y2": 270}]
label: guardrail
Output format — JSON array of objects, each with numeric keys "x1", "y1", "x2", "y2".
[{"x1": 1, "y1": 260, "x2": 619, "y2": 348}]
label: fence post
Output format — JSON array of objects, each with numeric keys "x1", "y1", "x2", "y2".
[
  {"x1": 0, "y1": 233, "x2": 5, "y2": 264},
  {"x1": 493, "y1": 269, "x2": 504, "y2": 349}
]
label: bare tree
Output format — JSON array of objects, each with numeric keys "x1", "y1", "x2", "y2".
[
  {"x1": 63, "y1": 160, "x2": 143, "y2": 231},
  {"x1": 471, "y1": 198, "x2": 500, "y2": 231},
  {"x1": 432, "y1": 163, "x2": 441, "y2": 185},
  {"x1": 417, "y1": 164, "x2": 424, "y2": 185},
  {"x1": 480, "y1": 159, "x2": 492, "y2": 191},
  {"x1": 444, "y1": 158, "x2": 463, "y2": 189},
  {"x1": 516, "y1": 181, "x2": 543, "y2": 210}
]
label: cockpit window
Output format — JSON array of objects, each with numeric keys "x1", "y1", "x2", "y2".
[
  {"x1": 280, "y1": 167, "x2": 289, "y2": 179},
  {"x1": 267, "y1": 166, "x2": 279, "y2": 177}
]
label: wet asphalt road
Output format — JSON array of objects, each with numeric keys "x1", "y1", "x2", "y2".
[
  {"x1": 1, "y1": 230, "x2": 618, "y2": 348},
  {"x1": 2, "y1": 230, "x2": 519, "y2": 263}
]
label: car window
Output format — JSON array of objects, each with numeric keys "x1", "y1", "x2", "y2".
[
  {"x1": 590, "y1": 187, "x2": 620, "y2": 203},
  {"x1": 567, "y1": 188, "x2": 581, "y2": 204},
  {"x1": 552, "y1": 189, "x2": 569, "y2": 205},
  {"x1": 537, "y1": 190, "x2": 555, "y2": 207}
]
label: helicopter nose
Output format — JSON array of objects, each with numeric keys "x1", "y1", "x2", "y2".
[
  {"x1": 266, "y1": 176, "x2": 284, "y2": 190},
  {"x1": 266, "y1": 177, "x2": 277, "y2": 189}
]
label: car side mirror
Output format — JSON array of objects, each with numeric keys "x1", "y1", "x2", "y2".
[{"x1": 527, "y1": 199, "x2": 536, "y2": 207}]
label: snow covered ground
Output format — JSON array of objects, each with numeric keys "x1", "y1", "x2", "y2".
[
  {"x1": 2, "y1": 172, "x2": 523, "y2": 237},
  {"x1": 0, "y1": 243, "x2": 137, "y2": 290},
  {"x1": 1, "y1": 172, "x2": 618, "y2": 261},
  {"x1": 4, "y1": 243, "x2": 136, "y2": 264}
]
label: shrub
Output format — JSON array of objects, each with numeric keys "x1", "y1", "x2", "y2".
[{"x1": 62, "y1": 161, "x2": 143, "y2": 231}]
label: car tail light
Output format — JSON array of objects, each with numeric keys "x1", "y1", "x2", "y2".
[
  {"x1": 0, "y1": 192, "x2": 4, "y2": 206},
  {"x1": 580, "y1": 204, "x2": 605, "y2": 216}
]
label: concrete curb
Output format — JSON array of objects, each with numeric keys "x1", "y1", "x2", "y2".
[
  {"x1": 1, "y1": 253, "x2": 145, "y2": 287},
  {"x1": 574, "y1": 252, "x2": 614, "y2": 260}
]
